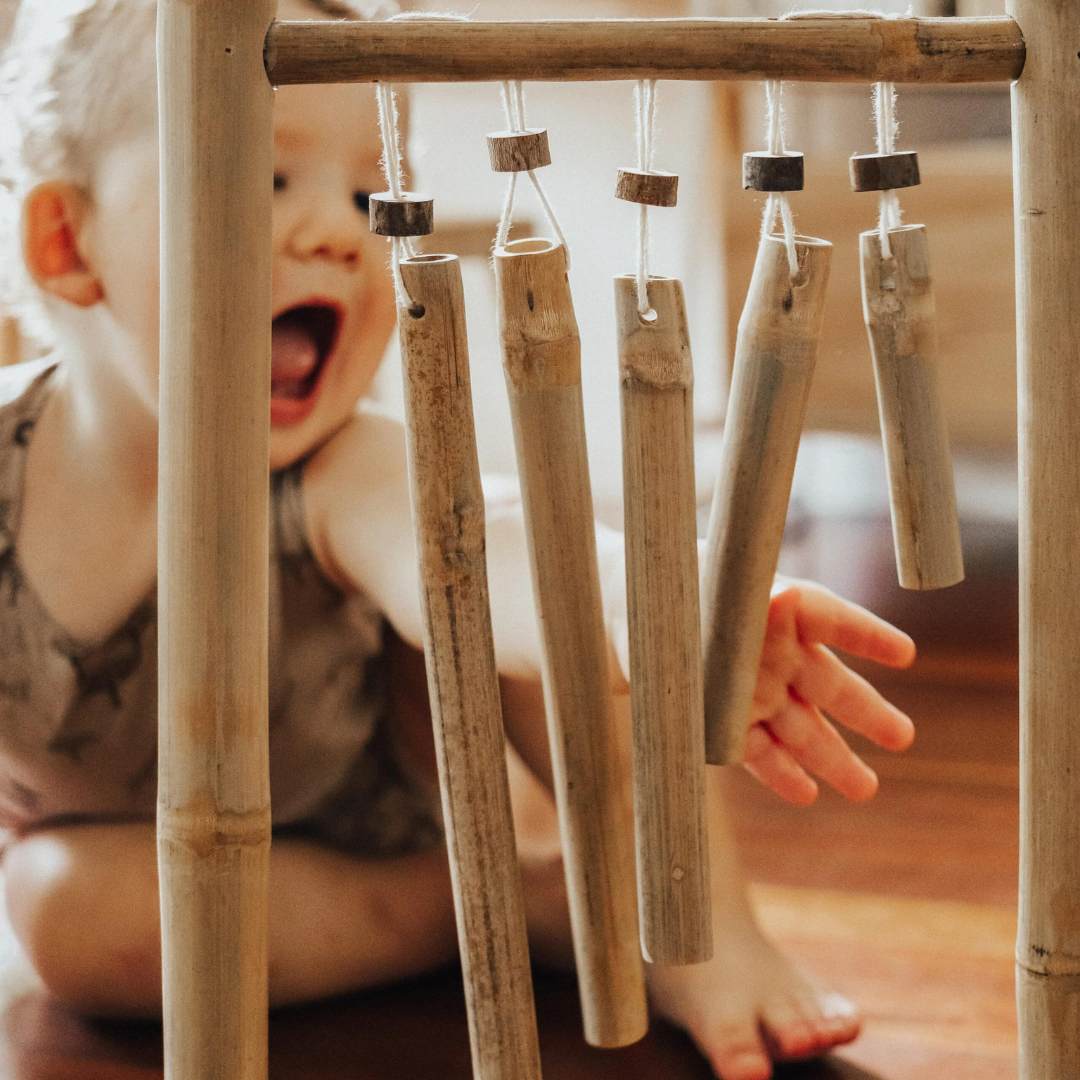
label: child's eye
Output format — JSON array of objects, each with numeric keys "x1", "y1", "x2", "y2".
[
  {"x1": 273, "y1": 173, "x2": 287, "y2": 192},
  {"x1": 353, "y1": 191, "x2": 370, "y2": 215}
]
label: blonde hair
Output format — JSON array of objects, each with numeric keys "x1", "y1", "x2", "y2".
[{"x1": 0, "y1": 0, "x2": 397, "y2": 343}]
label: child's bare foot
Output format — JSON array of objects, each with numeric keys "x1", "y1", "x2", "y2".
[{"x1": 646, "y1": 911, "x2": 858, "y2": 1080}]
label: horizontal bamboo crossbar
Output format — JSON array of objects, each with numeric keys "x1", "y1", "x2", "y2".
[{"x1": 265, "y1": 16, "x2": 1023, "y2": 86}]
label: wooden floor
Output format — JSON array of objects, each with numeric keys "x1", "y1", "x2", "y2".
[{"x1": 0, "y1": 508, "x2": 1022, "y2": 1078}]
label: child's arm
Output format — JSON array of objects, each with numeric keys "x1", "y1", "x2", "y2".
[{"x1": 305, "y1": 410, "x2": 914, "y2": 805}]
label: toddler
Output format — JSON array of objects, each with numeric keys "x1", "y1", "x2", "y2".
[{"x1": 0, "y1": 2, "x2": 918, "y2": 1078}]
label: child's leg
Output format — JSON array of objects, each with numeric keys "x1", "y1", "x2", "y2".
[
  {"x1": 2, "y1": 814, "x2": 576, "y2": 1019},
  {"x1": 3, "y1": 822, "x2": 461, "y2": 1017}
]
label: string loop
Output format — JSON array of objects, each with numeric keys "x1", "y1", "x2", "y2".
[
  {"x1": 633, "y1": 79, "x2": 659, "y2": 319},
  {"x1": 873, "y1": 80, "x2": 903, "y2": 259},
  {"x1": 494, "y1": 81, "x2": 570, "y2": 263},
  {"x1": 761, "y1": 80, "x2": 799, "y2": 280},
  {"x1": 375, "y1": 82, "x2": 419, "y2": 311}
]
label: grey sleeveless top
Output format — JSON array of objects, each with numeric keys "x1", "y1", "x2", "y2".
[{"x1": 0, "y1": 361, "x2": 440, "y2": 856}]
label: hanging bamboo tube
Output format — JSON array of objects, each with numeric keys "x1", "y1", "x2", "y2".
[
  {"x1": 860, "y1": 225, "x2": 963, "y2": 591},
  {"x1": 701, "y1": 234, "x2": 832, "y2": 765},
  {"x1": 397, "y1": 254, "x2": 542, "y2": 1080},
  {"x1": 157, "y1": 2, "x2": 275, "y2": 1078},
  {"x1": 614, "y1": 275, "x2": 712, "y2": 966},
  {"x1": 1010, "y1": 0, "x2": 1080, "y2": 1074},
  {"x1": 493, "y1": 239, "x2": 647, "y2": 1046}
]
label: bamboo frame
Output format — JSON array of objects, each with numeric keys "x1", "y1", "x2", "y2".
[
  {"x1": 157, "y1": 2, "x2": 275, "y2": 1078},
  {"x1": 1009, "y1": 1, "x2": 1080, "y2": 1077},
  {"x1": 264, "y1": 16, "x2": 1023, "y2": 85},
  {"x1": 157, "y1": 9, "x2": 1070, "y2": 1080}
]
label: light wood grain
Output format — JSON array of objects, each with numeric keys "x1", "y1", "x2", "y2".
[
  {"x1": 1009, "y1": 0, "x2": 1080, "y2": 1074},
  {"x1": 264, "y1": 17, "x2": 1024, "y2": 86},
  {"x1": 397, "y1": 254, "x2": 542, "y2": 1080},
  {"x1": 494, "y1": 240, "x2": 647, "y2": 1048},
  {"x1": 156, "y1": 2, "x2": 275, "y2": 1078},
  {"x1": 860, "y1": 225, "x2": 964, "y2": 591},
  {"x1": 701, "y1": 235, "x2": 832, "y2": 766},
  {"x1": 615, "y1": 275, "x2": 712, "y2": 967}
]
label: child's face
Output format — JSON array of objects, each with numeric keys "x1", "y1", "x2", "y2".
[
  {"x1": 267, "y1": 74, "x2": 397, "y2": 468},
  {"x1": 58, "y1": 5, "x2": 398, "y2": 471}
]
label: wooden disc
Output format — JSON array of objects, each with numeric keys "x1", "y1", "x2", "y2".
[
  {"x1": 369, "y1": 192, "x2": 434, "y2": 236},
  {"x1": 615, "y1": 168, "x2": 679, "y2": 207},
  {"x1": 487, "y1": 129, "x2": 551, "y2": 172},
  {"x1": 849, "y1": 151, "x2": 920, "y2": 192},
  {"x1": 742, "y1": 151, "x2": 804, "y2": 192}
]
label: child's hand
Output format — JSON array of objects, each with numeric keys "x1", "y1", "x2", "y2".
[{"x1": 743, "y1": 576, "x2": 916, "y2": 806}]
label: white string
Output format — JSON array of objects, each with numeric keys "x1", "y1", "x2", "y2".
[
  {"x1": 633, "y1": 79, "x2": 659, "y2": 318},
  {"x1": 494, "y1": 80, "x2": 570, "y2": 264},
  {"x1": 873, "y1": 79, "x2": 902, "y2": 259},
  {"x1": 761, "y1": 80, "x2": 799, "y2": 280},
  {"x1": 376, "y1": 82, "x2": 418, "y2": 311},
  {"x1": 495, "y1": 171, "x2": 518, "y2": 249}
]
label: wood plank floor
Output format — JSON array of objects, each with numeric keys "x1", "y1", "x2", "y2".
[{"x1": 0, "y1": 507, "x2": 1023, "y2": 1078}]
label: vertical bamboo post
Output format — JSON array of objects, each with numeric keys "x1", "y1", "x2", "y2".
[
  {"x1": 701, "y1": 234, "x2": 832, "y2": 765},
  {"x1": 615, "y1": 275, "x2": 712, "y2": 966},
  {"x1": 1009, "y1": 0, "x2": 1080, "y2": 1074},
  {"x1": 156, "y1": 3, "x2": 275, "y2": 1079},
  {"x1": 860, "y1": 225, "x2": 964, "y2": 591},
  {"x1": 493, "y1": 240, "x2": 647, "y2": 1047},
  {"x1": 397, "y1": 254, "x2": 543, "y2": 1080}
]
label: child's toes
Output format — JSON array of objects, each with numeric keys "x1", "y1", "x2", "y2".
[
  {"x1": 700, "y1": 1019, "x2": 773, "y2": 1080},
  {"x1": 761, "y1": 992, "x2": 860, "y2": 1061}
]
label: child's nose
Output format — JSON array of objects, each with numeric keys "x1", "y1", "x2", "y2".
[{"x1": 288, "y1": 206, "x2": 365, "y2": 269}]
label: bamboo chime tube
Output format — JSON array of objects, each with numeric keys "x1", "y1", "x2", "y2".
[
  {"x1": 156, "y1": 2, "x2": 275, "y2": 1078},
  {"x1": 1009, "y1": 0, "x2": 1080, "y2": 1074},
  {"x1": 493, "y1": 240, "x2": 648, "y2": 1047},
  {"x1": 264, "y1": 17, "x2": 1025, "y2": 87},
  {"x1": 615, "y1": 275, "x2": 712, "y2": 965},
  {"x1": 701, "y1": 234, "x2": 832, "y2": 765},
  {"x1": 860, "y1": 225, "x2": 963, "y2": 591},
  {"x1": 397, "y1": 254, "x2": 542, "y2": 1080}
]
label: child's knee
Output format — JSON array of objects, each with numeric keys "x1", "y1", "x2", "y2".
[
  {"x1": 5, "y1": 831, "x2": 86, "y2": 994},
  {"x1": 3, "y1": 826, "x2": 161, "y2": 1015}
]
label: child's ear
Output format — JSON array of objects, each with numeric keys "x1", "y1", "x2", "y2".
[{"x1": 22, "y1": 182, "x2": 104, "y2": 307}]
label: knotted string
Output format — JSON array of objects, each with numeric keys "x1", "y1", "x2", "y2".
[
  {"x1": 633, "y1": 79, "x2": 659, "y2": 319},
  {"x1": 375, "y1": 82, "x2": 418, "y2": 311},
  {"x1": 873, "y1": 80, "x2": 902, "y2": 259},
  {"x1": 494, "y1": 81, "x2": 570, "y2": 262},
  {"x1": 761, "y1": 80, "x2": 799, "y2": 280}
]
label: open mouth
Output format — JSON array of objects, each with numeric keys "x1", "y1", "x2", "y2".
[{"x1": 270, "y1": 303, "x2": 342, "y2": 425}]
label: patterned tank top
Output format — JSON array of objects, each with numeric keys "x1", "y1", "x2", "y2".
[{"x1": 0, "y1": 360, "x2": 440, "y2": 856}]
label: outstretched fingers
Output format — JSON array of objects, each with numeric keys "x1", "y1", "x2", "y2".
[
  {"x1": 764, "y1": 697, "x2": 879, "y2": 802},
  {"x1": 791, "y1": 643, "x2": 915, "y2": 752},
  {"x1": 742, "y1": 722, "x2": 819, "y2": 806},
  {"x1": 788, "y1": 579, "x2": 916, "y2": 669}
]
